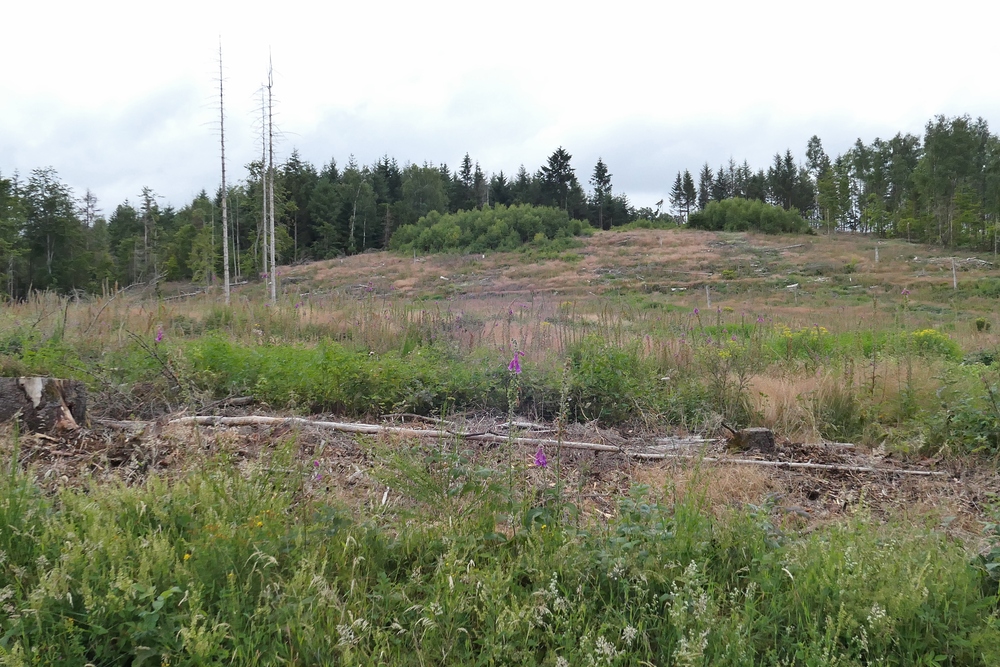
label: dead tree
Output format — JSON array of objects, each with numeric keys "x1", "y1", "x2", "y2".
[{"x1": 218, "y1": 38, "x2": 231, "y2": 304}]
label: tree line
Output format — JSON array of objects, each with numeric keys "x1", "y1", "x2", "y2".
[
  {"x1": 1, "y1": 113, "x2": 997, "y2": 296},
  {"x1": 670, "y1": 114, "x2": 1000, "y2": 250},
  {"x1": 0, "y1": 148, "x2": 636, "y2": 296}
]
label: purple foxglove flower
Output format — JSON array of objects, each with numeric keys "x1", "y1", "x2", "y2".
[
  {"x1": 534, "y1": 447, "x2": 547, "y2": 468},
  {"x1": 507, "y1": 350, "x2": 524, "y2": 374},
  {"x1": 155, "y1": 327, "x2": 164, "y2": 343}
]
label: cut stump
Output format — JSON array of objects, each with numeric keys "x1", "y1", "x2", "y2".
[
  {"x1": 0, "y1": 377, "x2": 86, "y2": 432},
  {"x1": 727, "y1": 427, "x2": 775, "y2": 454}
]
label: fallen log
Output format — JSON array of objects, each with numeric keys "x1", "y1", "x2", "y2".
[
  {"x1": 0, "y1": 377, "x2": 86, "y2": 431},
  {"x1": 98, "y1": 415, "x2": 948, "y2": 477},
  {"x1": 630, "y1": 452, "x2": 947, "y2": 477},
  {"x1": 168, "y1": 415, "x2": 624, "y2": 453}
]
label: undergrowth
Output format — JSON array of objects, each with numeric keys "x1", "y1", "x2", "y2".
[{"x1": 1, "y1": 446, "x2": 998, "y2": 665}]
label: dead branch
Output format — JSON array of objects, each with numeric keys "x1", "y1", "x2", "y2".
[
  {"x1": 382, "y1": 413, "x2": 456, "y2": 427},
  {"x1": 631, "y1": 452, "x2": 946, "y2": 477},
  {"x1": 169, "y1": 415, "x2": 625, "y2": 453},
  {"x1": 98, "y1": 415, "x2": 946, "y2": 477}
]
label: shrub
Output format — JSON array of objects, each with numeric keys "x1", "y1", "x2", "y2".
[
  {"x1": 389, "y1": 204, "x2": 590, "y2": 254},
  {"x1": 567, "y1": 337, "x2": 660, "y2": 424},
  {"x1": 688, "y1": 198, "x2": 811, "y2": 235},
  {"x1": 186, "y1": 337, "x2": 505, "y2": 416},
  {"x1": 909, "y1": 328, "x2": 963, "y2": 361},
  {"x1": 925, "y1": 369, "x2": 1000, "y2": 455}
]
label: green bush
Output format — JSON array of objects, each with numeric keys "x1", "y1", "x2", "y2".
[
  {"x1": 186, "y1": 336, "x2": 504, "y2": 416},
  {"x1": 567, "y1": 338, "x2": 660, "y2": 424},
  {"x1": 909, "y1": 328, "x2": 963, "y2": 361},
  {"x1": 389, "y1": 204, "x2": 590, "y2": 254},
  {"x1": 925, "y1": 368, "x2": 1000, "y2": 454},
  {"x1": 688, "y1": 198, "x2": 812, "y2": 234}
]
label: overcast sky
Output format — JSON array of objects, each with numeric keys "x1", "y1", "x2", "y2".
[{"x1": 3, "y1": 0, "x2": 999, "y2": 213}]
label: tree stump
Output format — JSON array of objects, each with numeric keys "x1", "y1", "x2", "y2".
[
  {"x1": 0, "y1": 377, "x2": 86, "y2": 432},
  {"x1": 727, "y1": 427, "x2": 775, "y2": 454}
]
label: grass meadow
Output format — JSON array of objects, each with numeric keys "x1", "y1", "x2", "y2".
[{"x1": 2, "y1": 228, "x2": 1000, "y2": 664}]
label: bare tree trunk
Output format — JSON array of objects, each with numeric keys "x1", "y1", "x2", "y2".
[
  {"x1": 267, "y1": 58, "x2": 277, "y2": 305},
  {"x1": 219, "y1": 39, "x2": 231, "y2": 305},
  {"x1": 260, "y1": 86, "x2": 268, "y2": 287}
]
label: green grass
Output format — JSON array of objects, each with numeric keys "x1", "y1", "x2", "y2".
[
  {"x1": 3, "y1": 228, "x2": 1000, "y2": 663},
  {"x1": 1, "y1": 450, "x2": 998, "y2": 666}
]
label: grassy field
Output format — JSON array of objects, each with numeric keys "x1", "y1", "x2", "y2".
[{"x1": 2, "y1": 227, "x2": 1000, "y2": 664}]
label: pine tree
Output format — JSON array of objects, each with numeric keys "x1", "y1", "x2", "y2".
[
  {"x1": 682, "y1": 170, "x2": 697, "y2": 220},
  {"x1": 669, "y1": 172, "x2": 685, "y2": 218},
  {"x1": 590, "y1": 158, "x2": 612, "y2": 229},
  {"x1": 712, "y1": 165, "x2": 728, "y2": 202},
  {"x1": 540, "y1": 147, "x2": 577, "y2": 210},
  {"x1": 697, "y1": 164, "x2": 713, "y2": 211}
]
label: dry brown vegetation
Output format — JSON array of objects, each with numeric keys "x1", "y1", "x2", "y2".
[{"x1": 4, "y1": 225, "x2": 1000, "y2": 537}]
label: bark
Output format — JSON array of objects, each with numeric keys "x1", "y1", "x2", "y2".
[{"x1": 0, "y1": 377, "x2": 86, "y2": 431}]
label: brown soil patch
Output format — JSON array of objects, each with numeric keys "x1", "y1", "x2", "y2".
[{"x1": 7, "y1": 414, "x2": 995, "y2": 548}]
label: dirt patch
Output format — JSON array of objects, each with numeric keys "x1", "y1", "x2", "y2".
[{"x1": 6, "y1": 413, "x2": 994, "y2": 548}]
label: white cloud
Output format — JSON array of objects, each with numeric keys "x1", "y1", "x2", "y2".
[{"x1": 3, "y1": 0, "x2": 999, "y2": 210}]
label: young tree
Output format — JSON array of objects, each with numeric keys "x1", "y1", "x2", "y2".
[
  {"x1": 681, "y1": 169, "x2": 697, "y2": 220},
  {"x1": 697, "y1": 163, "x2": 713, "y2": 211},
  {"x1": 540, "y1": 147, "x2": 578, "y2": 211},
  {"x1": 490, "y1": 171, "x2": 513, "y2": 207},
  {"x1": 473, "y1": 162, "x2": 488, "y2": 208},
  {"x1": 669, "y1": 172, "x2": 685, "y2": 219},
  {"x1": 589, "y1": 158, "x2": 613, "y2": 229},
  {"x1": 711, "y1": 165, "x2": 728, "y2": 202},
  {"x1": 453, "y1": 153, "x2": 476, "y2": 211},
  {"x1": 511, "y1": 165, "x2": 536, "y2": 205}
]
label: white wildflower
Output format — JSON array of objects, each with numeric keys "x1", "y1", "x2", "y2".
[
  {"x1": 594, "y1": 635, "x2": 619, "y2": 663},
  {"x1": 622, "y1": 625, "x2": 638, "y2": 646},
  {"x1": 867, "y1": 602, "x2": 887, "y2": 625}
]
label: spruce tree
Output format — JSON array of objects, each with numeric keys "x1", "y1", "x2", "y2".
[
  {"x1": 669, "y1": 172, "x2": 685, "y2": 218},
  {"x1": 590, "y1": 158, "x2": 612, "y2": 229},
  {"x1": 697, "y1": 164, "x2": 713, "y2": 211},
  {"x1": 682, "y1": 170, "x2": 697, "y2": 220}
]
